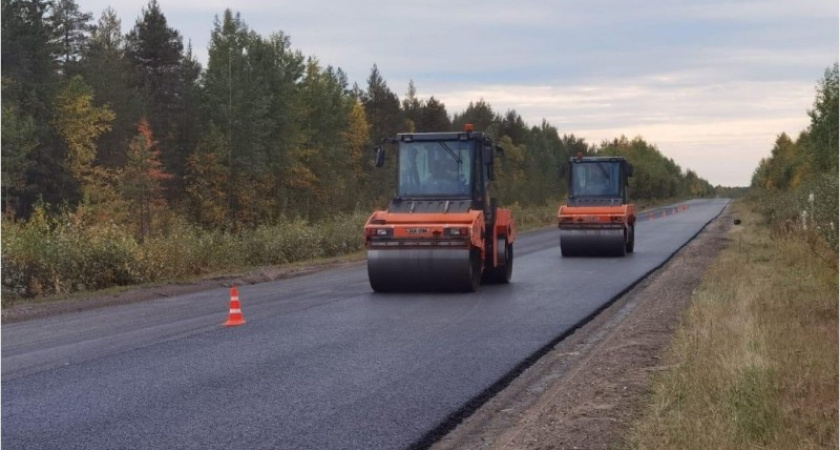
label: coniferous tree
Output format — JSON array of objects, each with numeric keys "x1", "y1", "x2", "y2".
[
  {"x1": 559, "y1": 134, "x2": 591, "y2": 157},
  {"x1": 362, "y1": 64, "x2": 403, "y2": 204},
  {"x1": 184, "y1": 126, "x2": 229, "y2": 228},
  {"x1": 125, "y1": 0, "x2": 189, "y2": 191},
  {"x1": 1, "y1": 85, "x2": 38, "y2": 217},
  {"x1": 452, "y1": 99, "x2": 499, "y2": 133},
  {"x1": 201, "y1": 9, "x2": 306, "y2": 223},
  {"x1": 401, "y1": 80, "x2": 421, "y2": 132},
  {"x1": 2, "y1": 0, "x2": 68, "y2": 214},
  {"x1": 81, "y1": 7, "x2": 142, "y2": 168},
  {"x1": 417, "y1": 96, "x2": 450, "y2": 132},
  {"x1": 500, "y1": 110, "x2": 528, "y2": 144},
  {"x1": 201, "y1": 9, "x2": 249, "y2": 215},
  {"x1": 2, "y1": 0, "x2": 59, "y2": 108},
  {"x1": 174, "y1": 40, "x2": 202, "y2": 189},
  {"x1": 49, "y1": 0, "x2": 93, "y2": 77},
  {"x1": 297, "y1": 59, "x2": 361, "y2": 216},
  {"x1": 349, "y1": 82, "x2": 365, "y2": 101},
  {"x1": 520, "y1": 119, "x2": 563, "y2": 202},
  {"x1": 362, "y1": 64, "x2": 403, "y2": 142},
  {"x1": 255, "y1": 31, "x2": 306, "y2": 220}
]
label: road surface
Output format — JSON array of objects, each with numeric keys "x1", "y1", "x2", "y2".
[{"x1": 2, "y1": 199, "x2": 728, "y2": 450}]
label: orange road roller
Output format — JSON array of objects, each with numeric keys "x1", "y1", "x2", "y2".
[
  {"x1": 363, "y1": 125, "x2": 516, "y2": 292},
  {"x1": 558, "y1": 155, "x2": 636, "y2": 257}
]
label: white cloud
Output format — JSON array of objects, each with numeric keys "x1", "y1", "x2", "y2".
[
  {"x1": 420, "y1": 76, "x2": 815, "y2": 186},
  {"x1": 684, "y1": 0, "x2": 837, "y2": 21}
]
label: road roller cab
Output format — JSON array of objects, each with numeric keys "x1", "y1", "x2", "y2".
[
  {"x1": 364, "y1": 125, "x2": 516, "y2": 292},
  {"x1": 558, "y1": 155, "x2": 636, "y2": 256}
]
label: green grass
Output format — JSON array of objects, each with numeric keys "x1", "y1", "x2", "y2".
[{"x1": 626, "y1": 199, "x2": 838, "y2": 450}]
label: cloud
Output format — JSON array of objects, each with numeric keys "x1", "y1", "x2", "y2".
[{"x1": 420, "y1": 75, "x2": 815, "y2": 186}]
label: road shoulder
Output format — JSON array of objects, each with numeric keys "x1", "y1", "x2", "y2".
[{"x1": 431, "y1": 203, "x2": 733, "y2": 450}]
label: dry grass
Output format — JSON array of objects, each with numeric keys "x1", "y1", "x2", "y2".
[{"x1": 627, "y1": 200, "x2": 838, "y2": 450}]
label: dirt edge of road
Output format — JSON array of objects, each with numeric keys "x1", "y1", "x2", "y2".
[{"x1": 428, "y1": 204, "x2": 733, "y2": 450}]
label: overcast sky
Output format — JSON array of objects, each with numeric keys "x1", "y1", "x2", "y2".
[{"x1": 83, "y1": 0, "x2": 838, "y2": 186}]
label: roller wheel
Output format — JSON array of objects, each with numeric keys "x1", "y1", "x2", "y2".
[
  {"x1": 616, "y1": 232, "x2": 627, "y2": 257},
  {"x1": 626, "y1": 225, "x2": 635, "y2": 254},
  {"x1": 560, "y1": 236, "x2": 574, "y2": 257},
  {"x1": 465, "y1": 248, "x2": 482, "y2": 292},
  {"x1": 370, "y1": 281, "x2": 385, "y2": 293},
  {"x1": 485, "y1": 239, "x2": 513, "y2": 284},
  {"x1": 368, "y1": 268, "x2": 390, "y2": 293}
]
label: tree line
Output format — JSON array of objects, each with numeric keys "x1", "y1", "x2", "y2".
[
  {"x1": 752, "y1": 63, "x2": 838, "y2": 191},
  {"x1": 2, "y1": 0, "x2": 716, "y2": 239},
  {"x1": 750, "y1": 63, "x2": 838, "y2": 253}
]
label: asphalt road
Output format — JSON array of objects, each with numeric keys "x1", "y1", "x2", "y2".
[{"x1": 2, "y1": 198, "x2": 729, "y2": 450}]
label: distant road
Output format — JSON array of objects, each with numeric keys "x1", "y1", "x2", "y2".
[{"x1": 2, "y1": 198, "x2": 729, "y2": 450}]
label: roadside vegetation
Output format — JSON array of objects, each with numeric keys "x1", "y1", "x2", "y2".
[
  {"x1": 0, "y1": 196, "x2": 687, "y2": 304},
  {"x1": 627, "y1": 201, "x2": 837, "y2": 450},
  {"x1": 1, "y1": 207, "x2": 370, "y2": 301},
  {"x1": 1, "y1": 201, "x2": 561, "y2": 303},
  {"x1": 627, "y1": 64, "x2": 838, "y2": 450}
]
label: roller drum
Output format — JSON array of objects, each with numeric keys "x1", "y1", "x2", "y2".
[
  {"x1": 367, "y1": 248, "x2": 477, "y2": 292},
  {"x1": 559, "y1": 227, "x2": 626, "y2": 257}
]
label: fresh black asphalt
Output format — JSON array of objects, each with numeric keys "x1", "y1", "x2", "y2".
[{"x1": 2, "y1": 199, "x2": 729, "y2": 450}]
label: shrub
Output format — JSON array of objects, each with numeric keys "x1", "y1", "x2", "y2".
[
  {"x1": 1, "y1": 204, "x2": 564, "y2": 300},
  {"x1": 2, "y1": 207, "x2": 142, "y2": 299}
]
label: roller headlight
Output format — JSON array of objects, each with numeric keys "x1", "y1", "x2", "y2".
[
  {"x1": 370, "y1": 228, "x2": 393, "y2": 237},
  {"x1": 445, "y1": 227, "x2": 469, "y2": 237}
]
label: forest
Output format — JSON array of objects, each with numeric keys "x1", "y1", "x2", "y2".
[
  {"x1": 2, "y1": 0, "x2": 722, "y2": 298},
  {"x1": 1, "y1": 0, "x2": 718, "y2": 224}
]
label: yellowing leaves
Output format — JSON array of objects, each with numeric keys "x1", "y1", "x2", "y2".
[
  {"x1": 53, "y1": 76, "x2": 115, "y2": 184},
  {"x1": 343, "y1": 101, "x2": 369, "y2": 180},
  {"x1": 286, "y1": 159, "x2": 318, "y2": 190}
]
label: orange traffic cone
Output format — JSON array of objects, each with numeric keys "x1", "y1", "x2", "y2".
[{"x1": 223, "y1": 286, "x2": 246, "y2": 327}]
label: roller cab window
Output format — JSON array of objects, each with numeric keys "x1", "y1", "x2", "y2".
[
  {"x1": 570, "y1": 162, "x2": 623, "y2": 198},
  {"x1": 398, "y1": 141, "x2": 473, "y2": 197}
]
